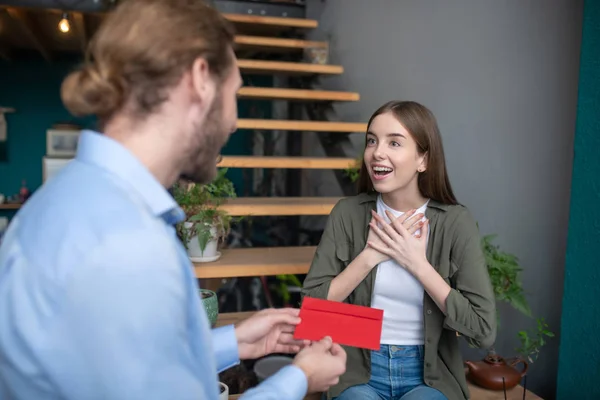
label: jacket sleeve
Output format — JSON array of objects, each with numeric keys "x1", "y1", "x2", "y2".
[
  {"x1": 302, "y1": 202, "x2": 346, "y2": 301},
  {"x1": 443, "y1": 208, "x2": 497, "y2": 349}
]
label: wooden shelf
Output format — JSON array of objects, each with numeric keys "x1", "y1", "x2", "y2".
[
  {"x1": 238, "y1": 59, "x2": 342, "y2": 76},
  {"x1": 194, "y1": 246, "x2": 315, "y2": 279},
  {"x1": 0, "y1": 204, "x2": 21, "y2": 210},
  {"x1": 237, "y1": 119, "x2": 366, "y2": 133},
  {"x1": 224, "y1": 13, "x2": 317, "y2": 35},
  {"x1": 238, "y1": 87, "x2": 360, "y2": 102},
  {"x1": 219, "y1": 197, "x2": 339, "y2": 216},
  {"x1": 235, "y1": 35, "x2": 327, "y2": 53},
  {"x1": 218, "y1": 156, "x2": 355, "y2": 169},
  {"x1": 216, "y1": 311, "x2": 256, "y2": 328}
]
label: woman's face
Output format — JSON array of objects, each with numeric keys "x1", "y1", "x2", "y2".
[{"x1": 363, "y1": 111, "x2": 427, "y2": 195}]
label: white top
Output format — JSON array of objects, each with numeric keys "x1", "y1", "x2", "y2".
[{"x1": 371, "y1": 195, "x2": 429, "y2": 345}]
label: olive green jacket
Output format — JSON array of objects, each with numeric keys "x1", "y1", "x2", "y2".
[{"x1": 301, "y1": 193, "x2": 496, "y2": 400}]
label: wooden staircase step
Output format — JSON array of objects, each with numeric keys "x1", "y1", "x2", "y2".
[
  {"x1": 218, "y1": 156, "x2": 355, "y2": 169},
  {"x1": 237, "y1": 119, "x2": 367, "y2": 133},
  {"x1": 238, "y1": 59, "x2": 342, "y2": 76},
  {"x1": 194, "y1": 246, "x2": 316, "y2": 279},
  {"x1": 235, "y1": 35, "x2": 327, "y2": 53},
  {"x1": 238, "y1": 87, "x2": 360, "y2": 102},
  {"x1": 224, "y1": 13, "x2": 317, "y2": 35},
  {"x1": 220, "y1": 197, "x2": 340, "y2": 216}
]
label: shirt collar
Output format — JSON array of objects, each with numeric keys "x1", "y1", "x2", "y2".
[{"x1": 76, "y1": 130, "x2": 185, "y2": 224}]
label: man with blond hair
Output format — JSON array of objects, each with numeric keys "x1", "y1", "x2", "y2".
[{"x1": 0, "y1": 1, "x2": 346, "y2": 399}]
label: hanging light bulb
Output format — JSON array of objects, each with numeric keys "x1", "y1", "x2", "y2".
[{"x1": 58, "y1": 13, "x2": 70, "y2": 33}]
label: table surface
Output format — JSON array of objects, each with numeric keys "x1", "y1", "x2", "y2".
[
  {"x1": 217, "y1": 313, "x2": 543, "y2": 400},
  {"x1": 229, "y1": 385, "x2": 541, "y2": 400}
]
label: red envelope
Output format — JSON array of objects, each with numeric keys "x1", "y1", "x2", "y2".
[{"x1": 293, "y1": 297, "x2": 383, "y2": 350}]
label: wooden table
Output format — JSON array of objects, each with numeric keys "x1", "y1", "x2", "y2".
[
  {"x1": 468, "y1": 384, "x2": 542, "y2": 399},
  {"x1": 217, "y1": 313, "x2": 542, "y2": 400},
  {"x1": 229, "y1": 394, "x2": 320, "y2": 400},
  {"x1": 229, "y1": 385, "x2": 540, "y2": 400}
]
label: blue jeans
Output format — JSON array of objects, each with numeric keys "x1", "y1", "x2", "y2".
[{"x1": 334, "y1": 345, "x2": 447, "y2": 400}]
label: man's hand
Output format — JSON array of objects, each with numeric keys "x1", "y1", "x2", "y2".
[
  {"x1": 292, "y1": 336, "x2": 347, "y2": 393},
  {"x1": 235, "y1": 308, "x2": 309, "y2": 360}
]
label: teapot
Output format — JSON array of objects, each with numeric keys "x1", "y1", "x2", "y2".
[{"x1": 464, "y1": 350, "x2": 528, "y2": 391}]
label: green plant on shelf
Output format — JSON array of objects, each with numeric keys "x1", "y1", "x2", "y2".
[
  {"x1": 482, "y1": 233, "x2": 531, "y2": 318},
  {"x1": 516, "y1": 317, "x2": 555, "y2": 364},
  {"x1": 344, "y1": 156, "x2": 362, "y2": 183},
  {"x1": 172, "y1": 168, "x2": 238, "y2": 252},
  {"x1": 481, "y1": 233, "x2": 554, "y2": 363}
]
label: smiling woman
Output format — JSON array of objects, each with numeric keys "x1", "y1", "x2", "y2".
[
  {"x1": 302, "y1": 101, "x2": 496, "y2": 400},
  {"x1": 357, "y1": 101, "x2": 458, "y2": 208}
]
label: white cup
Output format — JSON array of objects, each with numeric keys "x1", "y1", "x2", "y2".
[{"x1": 218, "y1": 382, "x2": 228, "y2": 400}]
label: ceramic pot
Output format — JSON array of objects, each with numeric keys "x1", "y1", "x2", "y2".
[
  {"x1": 465, "y1": 350, "x2": 528, "y2": 390},
  {"x1": 200, "y1": 289, "x2": 218, "y2": 328},
  {"x1": 218, "y1": 382, "x2": 228, "y2": 400},
  {"x1": 183, "y1": 222, "x2": 219, "y2": 260}
]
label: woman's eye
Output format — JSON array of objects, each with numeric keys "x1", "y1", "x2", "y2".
[
  {"x1": 390, "y1": 141, "x2": 400, "y2": 147},
  {"x1": 367, "y1": 138, "x2": 376, "y2": 145}
]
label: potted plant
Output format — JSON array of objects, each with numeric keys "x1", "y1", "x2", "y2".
[
  {"x1": 464, "y1": 234, "x2": 554, "y2": 391},
  {"x1": 173, "y1": 168, "x2": 237, "y2": 262},
  {"x1": 482, "y1": 234, "x2": 554, "y2": 359},
  {"x1": 200, "y1": 288, "x2": 219, "y2": 327},
  {"x1": 343, "y1": 156, "x2": 362, "y2": 183}
]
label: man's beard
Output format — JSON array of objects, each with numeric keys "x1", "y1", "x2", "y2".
[{"x1": 180, "y1": 97, "x2": 229, "y2": 184}]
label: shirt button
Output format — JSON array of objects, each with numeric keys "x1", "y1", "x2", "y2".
[
  {"x1": 427, "y1": 309, "x2": 432, "y2": 315},
  {"x1": 427, "y1": 338, "x2": 432, "y2": 343},
  {"x1": 429, "y1": 381, "x2": 435, "y2": 386},
  {"x1": 426, "y1": 362, "x2": 431, "y2": 368}
]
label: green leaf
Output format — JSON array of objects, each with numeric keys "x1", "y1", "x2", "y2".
[
  {"x1": 197, "y1": 224, "x2": 213, "y2": 253},
  {"x1": 509, "y1": 293, "x2": 532, "y2": 316}
]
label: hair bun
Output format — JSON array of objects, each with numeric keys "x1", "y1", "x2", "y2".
[{"x1": 61, "y1": 64, "x2": 125, "y2": 119}]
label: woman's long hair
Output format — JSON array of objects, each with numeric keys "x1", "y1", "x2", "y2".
[{"x1": 357, "y1": 101, "x2": 458, "y2": 205}]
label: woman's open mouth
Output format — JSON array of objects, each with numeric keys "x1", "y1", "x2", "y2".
[{"x1": 372, "y1": 165, "x2": 393, "y2": 181}]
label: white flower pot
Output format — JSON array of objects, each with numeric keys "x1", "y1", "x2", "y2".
[{"x1": 183, "y1": 222, "x2": 220, "y2": 261}]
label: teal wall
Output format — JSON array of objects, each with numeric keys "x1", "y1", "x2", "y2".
[
  {"x1": 557, "y1": 0, "x2": 600, "y2": 398},
  {"x1": 0, "y1": 58, "x2": 93, "y2": 198},
  {"x1": 0, "y1": 57, "x2": 261, "y2": 217}
]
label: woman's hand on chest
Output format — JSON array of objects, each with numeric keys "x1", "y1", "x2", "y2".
[
  {"x1": 366, "y1": 209, "x2": 429, "y2": 275},
  {"x1": 364, "y1": 210, "x2": 428, "y2": 272}
]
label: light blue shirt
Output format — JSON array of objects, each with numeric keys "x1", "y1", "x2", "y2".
[{"x1": 0, "y1": 130, "x2": 307, "y2": 400}]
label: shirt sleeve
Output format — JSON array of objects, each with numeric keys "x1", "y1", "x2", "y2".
[
  {"x1": 443, "y1": 208, "x2": 497, "y2": 349},
  {"x1": 210, "y1": 327, "x2": 307, "y2": 399},
  {"x1": 239, "y1": 365, "x2": 308, "y2": 400},
  {"x1": 211, "y1": 325, "x2": 240, "y2": 373},
  {"x1": 40, "y1": 230, "x2": 216, "y2": 400}
]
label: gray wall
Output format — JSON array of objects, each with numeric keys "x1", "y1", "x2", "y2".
[{"x1": 304, "y1": 1, "x2": 583, "y2": 398}]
